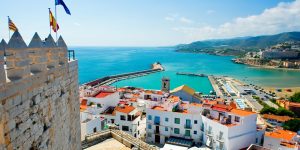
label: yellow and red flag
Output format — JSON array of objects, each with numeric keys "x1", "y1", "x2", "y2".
[
  {"x1": 8, "y1": 17, "x2": 18, "y2": 31},
  {"x1": 49, "y1": 10, "x2": 59, "y2": 32}
]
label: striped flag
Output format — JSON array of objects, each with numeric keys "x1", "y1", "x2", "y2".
[
  {"x1": 8, "y1": 17, "x2": 18, "y2": 32},
  {"x1": 49, "y1": 9, "x2": 59, "y2": 32}
]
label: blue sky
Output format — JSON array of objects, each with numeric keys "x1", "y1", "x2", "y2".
[{"x1": 0, "y1": 0, "x2": 299, "y2": 46}]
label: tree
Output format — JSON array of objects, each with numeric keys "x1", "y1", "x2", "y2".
[
  {"x1": 283, "y1": 119, "x2": 300, "y2": 132},
  {"x1": 260, "y1": 106, "x2": 295, "y2": 117},
  {"x1": 290, "y1": 92, "x2": 300, "y2": 103}
]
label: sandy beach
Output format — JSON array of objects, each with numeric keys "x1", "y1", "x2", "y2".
[{"x1": 263, "y1": 87, "x2": 300, "y2": 98}]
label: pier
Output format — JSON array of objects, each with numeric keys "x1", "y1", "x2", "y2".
[
  {"x1": 176, "y1": 72, "x2": 207, "y2": 77},
  {"x1": 83, "y1": 63, "x2": 164, "y2": 87},
  {"x1": 208, "y1": 75, "x2": 224, "y2": 97}
]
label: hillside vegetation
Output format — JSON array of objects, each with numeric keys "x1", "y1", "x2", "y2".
[{"x1": 176, "y1": 32, "x2": 300, "y2": 56}]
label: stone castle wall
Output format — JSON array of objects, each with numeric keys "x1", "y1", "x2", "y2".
[{"x1": 0, "y1": 31, "x2": 81, "y2": 150}]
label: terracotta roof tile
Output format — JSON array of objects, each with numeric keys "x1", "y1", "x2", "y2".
[
  {"x1": 230, "y1": 109, "x2": 256, "y2": 117},
  {"x1": 262, "y1": 114, "x2": 292, "y2": 122},
  {"x1": 265, "y1": 129, "x2": 296, "y2": 141},
  {"x1": 115, "y1": 105, "x2": 135, "y2": 114}
]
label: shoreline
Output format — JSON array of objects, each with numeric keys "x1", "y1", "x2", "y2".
[
  {"x1": 242, "y1": 64, "x2": 300, "y2": 71},
  {"x1": 177, "y1": 51, "x2": 300, "y2": 71}
]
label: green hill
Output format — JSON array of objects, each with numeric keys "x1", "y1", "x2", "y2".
[{"x1": 176, "y1": 32, "x2": 300, "y2": 56}]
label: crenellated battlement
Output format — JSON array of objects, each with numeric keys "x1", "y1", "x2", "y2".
[
  {"x1": 0, "y1": 31, "x2": 70, "y2": 83},
  {"x1": 0, "y1": 31, "x2": 80, "y2": 150}
]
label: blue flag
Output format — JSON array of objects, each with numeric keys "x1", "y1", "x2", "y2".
[{"x1": 55, "y1": 0, "x2": 71, "y2": 15}]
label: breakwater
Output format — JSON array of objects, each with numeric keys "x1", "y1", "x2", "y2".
[
  {"x1": 176, "y1": 72, "x2": 207, "y2": 77},
  {"x1": 83, "y1": 67, "x2": 163, "y2": 87}
]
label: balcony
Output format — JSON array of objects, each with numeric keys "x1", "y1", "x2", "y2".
[
  {"x1": 216, "y1": 135, "x2": 224, "y2": 142},
  {"x1": 184, "y1": 124, "x2": 192, "y2": 129},
  {"x1": 200, "y1": 126, "x2": 204, "y2": 132},
  {"x1": 205, "y1": 130, "x2": 213, "y2": 136}
]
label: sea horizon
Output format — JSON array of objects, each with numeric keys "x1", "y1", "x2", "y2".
[{"x1": 74, "y1": 46, "x2": 300, "y2": 94}]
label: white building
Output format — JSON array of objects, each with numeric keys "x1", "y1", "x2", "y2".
[
  {"x1": 146, "y1": 99, "x2": 260, "y2": 150},
  {"x1": 101, "y1": 105, "x2": 146, "y2": 138},
  {"x1": 263, "y1": 129, "x2": 299, "y2": 150}
]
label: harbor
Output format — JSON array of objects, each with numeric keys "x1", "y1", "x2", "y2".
[{"x1": 83, "y1": 62, "x2": 164, "y2": 87}]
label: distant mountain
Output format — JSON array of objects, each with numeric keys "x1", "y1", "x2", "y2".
[{"x1": 176, "y1": 32, "x2": 300, "y2": 53}]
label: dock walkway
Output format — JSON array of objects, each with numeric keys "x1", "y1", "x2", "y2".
[
  {"x1": 83, "y1": 68, "x2": 163, "y2": 87},
  {"x1": 208, "y1": 75, "x2": 223, "y2": 97}
]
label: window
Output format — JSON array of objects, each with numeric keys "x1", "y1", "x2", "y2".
[
  {"x1": 148, "y1": 124, "x2": 152, "y2": 129},
  {"x1": 148, "y1": 115, "x2": 152, "y2": 120},
  {"x1": 165, "y1": 117, "x2": 169, "y2": 122},
  {"x1": 165, "y1": 127, "x2": 168, "y2": 131},
  {"x1": 185, "y1": 130, "x2": 191, "y2": 136},
  {"x1": 174, "y1": 118, "x2": 180, "y2": 124},
  {"x1": 120, "y1": 115, "x2": 126, "y2": 120},
  {"x1": 235, "y1": 116, "x2": 240, "y2": 122},
  {"x1": 174, "y1": 128, "x2": 180, "y2": 134},
  {"x1": 147, "y1": 133, "x2": 152, "y2": 137},
  {"x1": 194, "y1": 131, "x2": 197, "y2": 134},
  {"x1": 122, "y1": 126, "x2": 129, "y2": 131},
  {"x1": 194, "y1": 120, "x2": 198, "y2": 124},
  {"x1": 93, "y1": 127, "x2": 97, "y2": 133}
]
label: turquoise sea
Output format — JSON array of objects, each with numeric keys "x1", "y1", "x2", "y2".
[{"x1": 73, "y1": 47, "x2": 300, "y2": 94}]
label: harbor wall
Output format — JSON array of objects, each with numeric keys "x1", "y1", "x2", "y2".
[
  {"x1": 0, "y1": 31, "x2": 81, "y2": 150},
  {"x1": 85, "y1": 68, "x2": 162, "y2": 87}
]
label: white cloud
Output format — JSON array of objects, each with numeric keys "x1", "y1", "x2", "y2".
[
  {"x1": 165, "y1": 16, "x2": 175, "y2": 21},
  {"x1": 179, "y1": 17, "x2": 193, "y2": 24},
  {"x1": 173, "y1": 0, "x2": 300, "y2": 41},
  {"x1": 165, "y1": 14, "x2": 193, "y2": 24},
  {"x1": 206, "y1": 10, "x2": 215, "y2": 15}
]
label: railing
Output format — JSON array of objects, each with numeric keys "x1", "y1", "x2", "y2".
[
  {"x1": 83, "y1": 129, "x2": 157, "y2": 150},
  {"x1": 216, "y1": 135, "x2": 224, "y2": 142},
  {"x1": 200, "y1": 126, "x2": 204, "y2": 132},
  {"x1": 205, "y1": 130, "x2": 213, "y2": 136},
  {"x1": 68, "y1": 50, "x2": 75, "y2": 61}
]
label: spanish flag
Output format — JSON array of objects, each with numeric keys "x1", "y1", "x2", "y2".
[
  {"x1": 8, "y1": 17, "x2": 18, "y2": 32},
  {"x1": 49, "y1": 9, "x2": 59, "y2": 32}
]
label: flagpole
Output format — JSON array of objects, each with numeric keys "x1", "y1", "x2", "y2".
[
  {"x1": 7, "y1": 16, "x2": 10, "y2": 40},
  {"x1": 54, "y1": 3, "x2": 58, "y2": 44},
  {"x1": 48, "y1": 8, "x2": 52, "y2": 35}
]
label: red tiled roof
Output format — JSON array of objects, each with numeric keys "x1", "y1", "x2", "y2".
[
  {"x1": 94, "y1": 92, "x2": 114, "y2": 98},
  {"x1": 212, "y1": 104, "x2": 233, "y2": 112},
  {"x1": 262, "y1": 114, "x2": 292, "y2": 122},
  {"x1": 265, "y1": 129, "x2": 296, "y2": 141},
  {"x1": 115, "y1": 105, "x2": 135, "y2": 114},
  {"x1": 230, "y1": 109, "x2": 256, "y2": 117},
  {"x1": 152, "y1": 106, "x2": 166, "y2": 111}
]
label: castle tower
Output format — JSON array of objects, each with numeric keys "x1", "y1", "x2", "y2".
[
  {"x1": 161, "y1": 77, "x2": 170, "y2": 93},
  {"x1": 57, "y1": 36, "x2": 68, "y2": 65},
  {"x1": 0, "y1": 39, "x2": 7, "y2": 84},
  {"x1": 45, "y1": 34, "x2": 59, "y2": 69},
  {"x1": 28, "y1": 32, "x2": 47, "y2": 73},
  {"x1": 6, "y1": 31, "x2": 30, "y2": 81}
]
